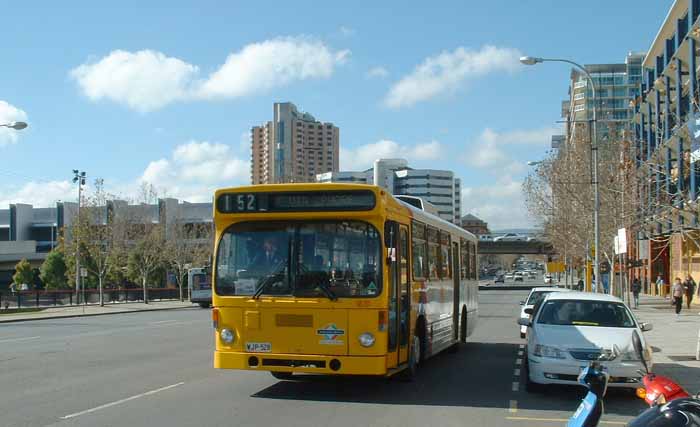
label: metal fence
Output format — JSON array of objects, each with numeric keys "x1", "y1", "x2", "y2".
[{"x1": 0, "y1": 288, "x2": 189, "y2": 309}]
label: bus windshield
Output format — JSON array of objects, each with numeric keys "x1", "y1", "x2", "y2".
[{"x1": 216, "y1": 221, "x2": 381, "y2": 298}]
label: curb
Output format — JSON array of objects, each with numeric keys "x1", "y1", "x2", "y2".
[{"x1": 0, "y1": 305, "x2": 198, "y2": 324}]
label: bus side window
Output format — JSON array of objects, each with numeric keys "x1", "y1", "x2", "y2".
[{"x1": 411, "y1": 221, "x2": 426, "y2": 280}]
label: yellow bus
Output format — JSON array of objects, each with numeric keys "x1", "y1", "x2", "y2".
[{"x1": 212, "y1": 183, "x2": 478, "y2": 379}]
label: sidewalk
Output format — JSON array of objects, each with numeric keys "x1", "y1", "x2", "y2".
[
  {"x1": 634, "y1": 293, "x2": 700, "y2": 393},
  {"x1": 0, "y1": 300, "x2": 196, "y2": 323}
]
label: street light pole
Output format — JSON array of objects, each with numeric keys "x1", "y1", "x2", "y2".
[
  {"x1": 520, "y1": 56, "x2": 600, "y2": 293},
  {"x1": 73, "y1": 170, "x2": 86, "y2": 304}
]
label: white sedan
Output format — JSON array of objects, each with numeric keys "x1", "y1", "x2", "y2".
[{"x1": 519, "y1": 292, "x2": 653, "y2": 392}]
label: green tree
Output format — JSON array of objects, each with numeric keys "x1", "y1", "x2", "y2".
[
  {"x1": 165, "y1": 221, "x2": 213, "y2": 301},
  {"x1": 40, "y1": 249, "x2": 68, "y2": 289},
  {"x1": 12, "y1": 259, "x2": 34, "y2": 288}
]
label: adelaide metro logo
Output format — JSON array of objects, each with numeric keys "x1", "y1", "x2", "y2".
[{"x1": 316, "y1": 323, "x2": 345, "y2": 345}]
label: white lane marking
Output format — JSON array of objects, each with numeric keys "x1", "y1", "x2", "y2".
[
  {"x1": 151, "y1": 320, "x2": 178, "y2": 325},
  {"x1": 0, "y1": 336, "x2": 40, "y2": 344},
  {"x1": 515, "y1": 358, "x2": 522, "y2": 366},
  {"x1": 511, "y1": 381, "x2": 519, "y2": 392},
  {"x1": 513, "y1": 368, "x2": 520, "y2": 376},
  {"x1": 509, "y1": 400, "x2": 518, "y2": 413},
  {"x1": 60, "y1": 382, "x2": 184, "y2": 419},
  {"x1": 517, "y1": 350, "x2": 523, "y2": 356}
]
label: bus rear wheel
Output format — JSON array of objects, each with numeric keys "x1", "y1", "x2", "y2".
[{"x1": 270, "y1": 371, "x2": 294, "y2": 380}]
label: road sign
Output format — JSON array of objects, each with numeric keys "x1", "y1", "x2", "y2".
[
  {"x1": 617, "y1": 228, "x2": 627, "y2": 254},
  {"x1": 80, "y1": 267, "x2": 88, "y2": 277}
]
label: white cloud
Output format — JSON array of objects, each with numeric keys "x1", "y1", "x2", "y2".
[
  {"x1": 70, "y1": 50, "x2": 199, "y2": 113},
  {"x1": 71, "y1": 37, "x2": 350, "y2": 112},
  {"x1": 385, "y1": 45, "x2": 521, "y2": 108},
  {"x1": 461, "y1": 175, "x2": 534, "y2": 230},
  {"x1": 465, "y1": 126, "x2": 559, "y2": 169},
  {"x1": 0, "y1": 180, "x2": 74, "y2": 208},
  {"x1": 0, "y1": 101, "x2": 29, "y2": 146},
  {"x1": 366, "y1": 66, "x2": 389, "y2": 79},
  {"x1": 340, "y1": 139, "x2": 444, "y2": 170},
  {"x1": 139, "y1": 140, "x2": 249, "y2": 202}
]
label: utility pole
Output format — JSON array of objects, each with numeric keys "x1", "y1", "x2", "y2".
[{"x1": 73, "y1": 170, "x2": 86, "y2": 304}]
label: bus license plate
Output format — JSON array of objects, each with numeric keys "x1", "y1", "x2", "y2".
[{"x1": 246, "y1": 342, "x2": 271, "y2": 353}]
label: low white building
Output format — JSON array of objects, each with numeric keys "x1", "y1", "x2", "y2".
[{"x1": 317, "y1": 158, "x2": 461, "y2": 223}]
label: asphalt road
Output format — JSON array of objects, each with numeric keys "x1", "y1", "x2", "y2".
[{"x1": 0, "y1": 291, "x2": 648, "y2": 427}]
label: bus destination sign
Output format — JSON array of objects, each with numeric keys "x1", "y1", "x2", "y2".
[{"x1": 216, "y1": 190, "x2": 376, "y2": 213}]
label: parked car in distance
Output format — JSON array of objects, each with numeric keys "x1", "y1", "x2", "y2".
[
  {"x1": 518, "y1": 287, "x2": 570, "y2": 338},
  {"x1": 543, "y1": 274, "x2": 553, "y2": 284},
  {"x1": 520, "y1": 292, "x2": 653, "y2": 392},
  {"x1": 505, "y1": 272, "x2": 514, "y2": 281},
  {"x1": 493, "y1": 233, "x2": 526, "y2": 242},
  {"x1": 494, "y1": 274, "x2": 505, "y2": 283},
  {"x1": 514, "y1": 272, "x2": 524, "y2": 282}
]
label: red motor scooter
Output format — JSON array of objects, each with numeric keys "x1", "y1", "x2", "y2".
[{"x1": 632, "y1": 330, "x2": 691, "y2": 406}]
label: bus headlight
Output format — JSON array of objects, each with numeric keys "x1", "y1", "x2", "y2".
[
  {"x1": 358, "y1": 332, "x2": 375, "y2": 347},
  {"x1": 220, "y1": 328, "x2": 235, "y2": 344}
]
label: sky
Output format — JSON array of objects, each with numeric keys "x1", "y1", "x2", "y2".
[{"x1": 0, "y1": 0, "x2": 674, "y2": 230}]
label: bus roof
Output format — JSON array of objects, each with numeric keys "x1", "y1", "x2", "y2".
[{"x1": 213, "y1": 183, "x2": 476, "y2": 242}]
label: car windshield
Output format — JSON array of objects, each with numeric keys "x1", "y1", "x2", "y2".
[
  {"x1": 215, "y1": 221, "x2": 381, "y2": 298},
  {"x1": 536, "y1": 300, "x2": 636, "y2": 327},
  {"x1": 526, "y1": 291, "x2": 551, "y2": 306}
]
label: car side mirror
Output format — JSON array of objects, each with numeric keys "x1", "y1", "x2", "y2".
[
  {"x1": 640, "y1": 322, "x2": 653, "y2": 332},
  {"x1": 519, "y1": 301, "x2": 525, "y2": 306},
  {"x1": 524, "y1": 308, "x2": 533, "y2": 315},
  {"x1": 517, "y1": 318, "x2": 531, "y2": 327}
]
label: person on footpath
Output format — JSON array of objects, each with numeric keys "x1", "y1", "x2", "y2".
[
  {"x1": 577, "y1": 278, "x2": 584, "y2": 291},
  {"x1": 656, "y1": 274, "x2": 665, "y2": 298},
  {"x1": 684, "y1": 274, "x2": 696, "y2": 309},
  {"x1": 632, "y1": 277, "x2": 641, "y2": 309},
  {"x1": 672, "y1": 277, "x2": 684, "y2": 318}
]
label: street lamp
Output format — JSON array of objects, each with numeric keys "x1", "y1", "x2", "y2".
[
  {"x1": 520, "y1": 55, "x2": 600, "y2": 293},
  {"x1": 0, "y1": 121, "x2": 28, "y2": 130},
  {"x1": 72, "y1": 170, "x2": 87, "y2": 304}
]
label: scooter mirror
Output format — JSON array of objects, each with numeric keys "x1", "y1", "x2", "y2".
[{"x1": 632, "y1": 330, "x2": 648, "y2": 373}]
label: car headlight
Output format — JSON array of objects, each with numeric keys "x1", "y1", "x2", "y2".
[
  {"x1": 220, "y1": 328, "x2": 235, "y2": 344},
  {"x1": 533, "y1": 344, "x2": 566, "y2": 359},
  {"x1": 358, "y1": 332, "x2": 375, "y2": 347}
]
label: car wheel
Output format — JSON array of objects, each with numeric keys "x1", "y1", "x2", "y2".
[{"x1": 525, "y1": 359, "x2": 543, "y2": 393}]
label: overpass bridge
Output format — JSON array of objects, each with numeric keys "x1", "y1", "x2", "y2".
[{"x1": 478, "y1": 240, "x2": 555, "y2": 255}]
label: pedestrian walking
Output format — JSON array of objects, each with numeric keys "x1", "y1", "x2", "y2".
[
  {"x1": 684, "y1": 274, "x2": 696, "y2": 309},
  {"x1": 577, "y1": 278, "x2": 584, "y2": 291},
  {"x1": 656, "y1": 274, "x2": 665, "y2": 298},
  {"x1": 672, "y1": 277, "x2": 684, "y2": 318},
  {"x1": 632, "y1": 277, "x2": 641, "y2": 309}
]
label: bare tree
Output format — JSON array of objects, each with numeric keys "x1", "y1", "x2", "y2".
[{"x1": 165, "y1": 220, "x2": 213, "y2": 301}]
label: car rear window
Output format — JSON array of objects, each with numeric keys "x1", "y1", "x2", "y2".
[{"x1": 536, "y1": 300, "x2": 635, "y2": 328}]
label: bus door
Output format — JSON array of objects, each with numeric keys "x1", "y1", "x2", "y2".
[
  {"x1": 397, "y1": 225, "x2": 410, "y2": 364},
  {"x1": 386, "y1": 221, "x2": 410, "y2": 367},
  {"x1": 452, "y1": 241, "x2": 460, "y2": 340}
]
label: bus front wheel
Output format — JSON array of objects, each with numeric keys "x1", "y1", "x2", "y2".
[
  {"x1": 397, "y1": 335, "x2": 420, "y2": 382},
  {"x1": 270, "y1": 371, "x2": 294, "y2": 380}
]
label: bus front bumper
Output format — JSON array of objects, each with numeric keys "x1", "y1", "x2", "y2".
[{"x1": 214, "y1": 351, "x2": 388, "y2": 376}]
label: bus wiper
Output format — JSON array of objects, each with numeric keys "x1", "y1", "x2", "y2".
[
  {"x1": 315, "y1": 282, "x2": 338, "y2": 301},
  {"x1": 252, "y1": 261, "x2": 286, "y2": 299}
]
